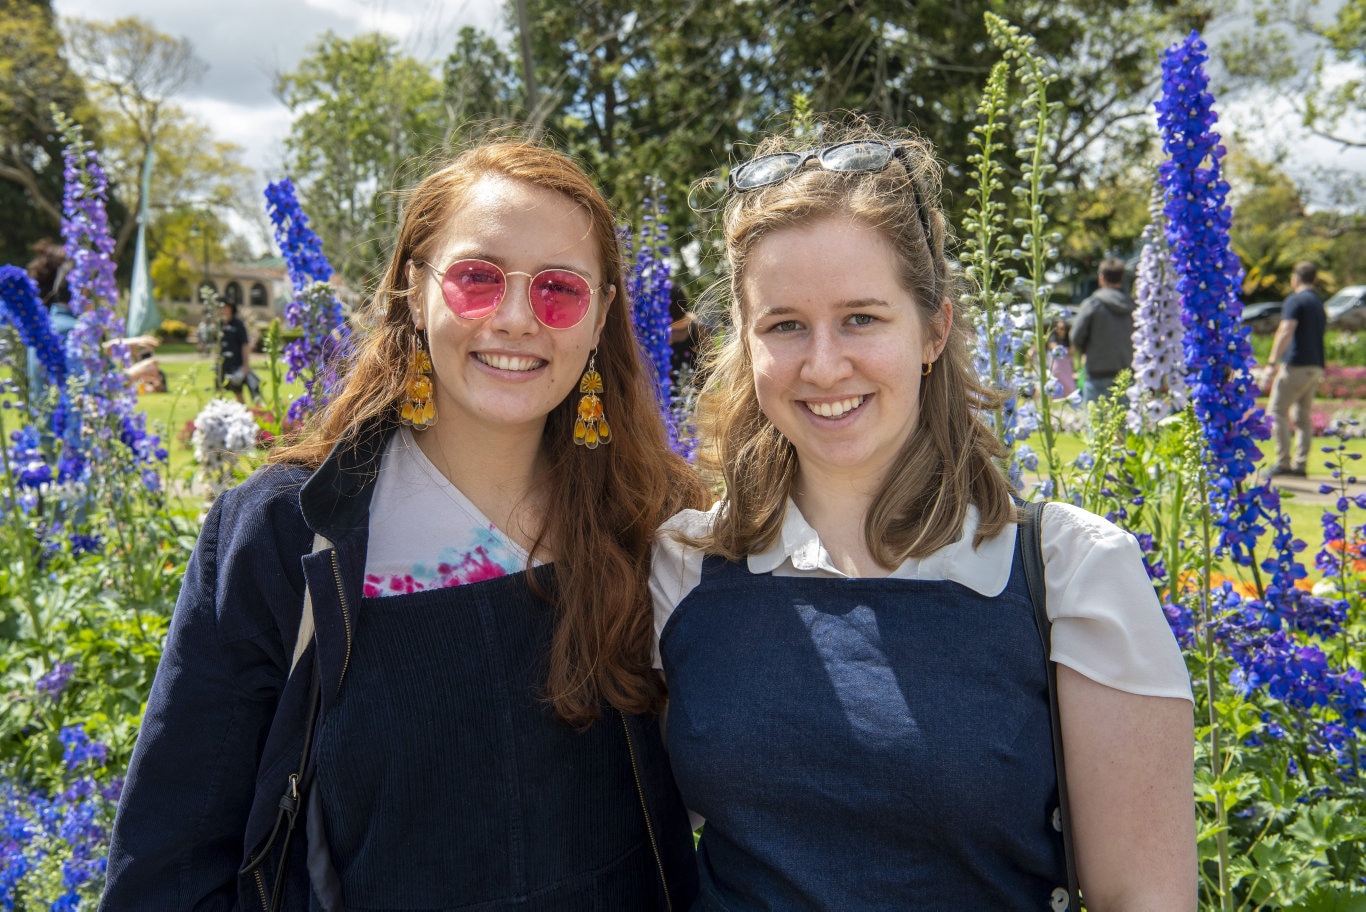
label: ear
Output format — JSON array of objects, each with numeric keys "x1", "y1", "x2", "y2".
[
  {"x1": 406, "y1": 260, "x2": 427, "y2": 331},
  {"x1": 926, "y1": 296, "x2": 954, "y2": 362},
  {"x1": 591, "y1": 283, "x2": 615, "y2": 349}
]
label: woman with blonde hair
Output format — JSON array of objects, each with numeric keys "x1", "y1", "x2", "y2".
[
  {"x1": 104, "y1": 139, "x2": 703, "y2": 910},
  {"x1": 651, "y1": 120, "x2": 1196, "y2": 910}
]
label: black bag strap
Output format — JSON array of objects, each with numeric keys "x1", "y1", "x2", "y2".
[{"x1": 1018, "y1": 500, "x2": 1081, "y2": 911}]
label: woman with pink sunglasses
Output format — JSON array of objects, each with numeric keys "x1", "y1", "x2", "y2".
[
  {"x1": 103, "y1": 140, "x2": 703, "y2": 910},
  {"x1": 651, "y1": 119, "x2": 1196, "y2": 911}
]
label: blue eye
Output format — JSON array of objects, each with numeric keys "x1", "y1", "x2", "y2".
[{"x1": 848, "y1": 313, "x2": 877, "y2": 326}]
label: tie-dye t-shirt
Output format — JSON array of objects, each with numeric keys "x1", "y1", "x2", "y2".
[{"x1": 364, "y1": 428, "x2": 536, "y2": 597}]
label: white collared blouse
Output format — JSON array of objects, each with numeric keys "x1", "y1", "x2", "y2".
[{"x1": 651, "y1": 499, "x2": 1193, "y2": 702}]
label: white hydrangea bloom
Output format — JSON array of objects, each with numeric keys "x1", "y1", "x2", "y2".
[{"x1": 191, "y1": 397, "x2": 259, "y2": 500}]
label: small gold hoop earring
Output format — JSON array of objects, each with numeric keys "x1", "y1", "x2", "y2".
[{"x1": 922, "y1": 361, "x2": 933, "y2": 376}]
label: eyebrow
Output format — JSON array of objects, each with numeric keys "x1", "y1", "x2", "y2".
[
  {"x1": 752, "y1": 298, "x2": 893, "y2": 319},
  {"x1": 437, "y1": 250, "x2": 598, "y2": 279}
]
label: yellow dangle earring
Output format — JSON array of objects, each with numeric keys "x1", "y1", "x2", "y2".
[
  {"x1": 573, "y1": 350, "x2": 611, "y2": 449},
  {"x1": 400, "y1": 330, "x2": 436, "y2": 430}
]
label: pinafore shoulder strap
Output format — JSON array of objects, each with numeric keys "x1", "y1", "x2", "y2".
[{"x1": 1018, "y1": 500, "x2": 1081, "y2": 911}]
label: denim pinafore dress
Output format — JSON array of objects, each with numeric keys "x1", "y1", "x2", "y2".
[
  {"x1": 658, "y1": 532, "x2": 1068, "y2": 911},
  {"x1": 307, "y1": 569, "x2": 696, "y2": 910}
]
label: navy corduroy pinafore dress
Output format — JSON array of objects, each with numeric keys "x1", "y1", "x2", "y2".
[
  {"x1": 308, "y1": 569, "x2": 697, "y2": 910},
  {"x1": 659, "y1": 533, "x2": 1069, "y2": 911}
]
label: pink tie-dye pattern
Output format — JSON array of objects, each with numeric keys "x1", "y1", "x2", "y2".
[{"x1": 366, "y1": 546, "x2": 508, "y2": 597}]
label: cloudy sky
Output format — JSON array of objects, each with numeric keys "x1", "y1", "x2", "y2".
[{"x1": 51, "y1": 0, "x2": 507, "y2": 179}]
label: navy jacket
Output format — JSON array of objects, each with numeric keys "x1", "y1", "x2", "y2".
[{"x1": 101, "y1": 419, "x2": 697, "y2": 910}]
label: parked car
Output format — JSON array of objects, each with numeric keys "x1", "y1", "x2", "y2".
[
  {"x1": 1325, "y1": 285, "x2": 1366, "y2": 331},
  {"x1": 1240, "y1": 300, "x2": 1283, "y2": 334}
]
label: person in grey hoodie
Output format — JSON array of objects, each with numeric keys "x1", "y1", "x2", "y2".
[{"x1": 1070, "y1": 257, "x2": 1137, "y2": 404}]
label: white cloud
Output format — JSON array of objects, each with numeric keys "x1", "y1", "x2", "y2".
[
  {"x1": 51, "y1": 0, "x2": 504, "y2": 177},
  {"x1": 181, "y1": 98, "x2": 294, "y2": 179}
]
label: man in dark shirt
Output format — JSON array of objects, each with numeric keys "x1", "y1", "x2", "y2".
[
  {"x1": 1267, "y1": 261, "x2": 1326, "y2": 478},
  {"x1": 218, "y1": 300, "x2": 261, "y2": 403},
  {"x1": 1070, "y1": 257, "x2": 1137, "y2": 404}
]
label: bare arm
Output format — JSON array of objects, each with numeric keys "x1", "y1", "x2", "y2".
[
  {"x1": 1059, "y1": 665, "x2": 1197, "y2": 911},
  {"x1": 1268, "y1": 317, "x2": 1297, "y2": 370}
]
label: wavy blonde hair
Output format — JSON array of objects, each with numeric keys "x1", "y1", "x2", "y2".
[
  {"x1": 273, "y1": 140, "x2": 705, "y2": 724},
  {"x1": 692, "y1": 118, "x2": 1015, "y2": 566}
]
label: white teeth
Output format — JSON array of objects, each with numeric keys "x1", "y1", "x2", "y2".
[
  {"x1": 806, "y1": 396, "x2": 865, "y2": 418},
  {"x1": 477, "y1": 353, "x2": 543, "y2": 372}
]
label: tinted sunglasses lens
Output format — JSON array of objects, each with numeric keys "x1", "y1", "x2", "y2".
[
  {"x1": 530, "y1": 270, "x2": 593, "y2": 328},
  {"x1": 442, "y1": 260, "x2": 504, "y2": 318},
  {"x1": 820, "y1": 141, "x2": 892, "y2": 173},
  {"x1": 732, "y1": 152, "x2": 804, "y2": 190}
]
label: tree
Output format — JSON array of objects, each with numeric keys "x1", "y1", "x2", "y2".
[
  {"x1": 63, "y1": 16, "x2": 211, "y2": 262},
  {"x1": 518, "y1": 0, "x2": 1212, "y2": 285},
  {"x1": 1216, "y1": 0, "x2": 1366, "y2": 153},
  {"x1": 276, "y1": 31, "x2": 445, "y2": 286},
  {"x1": 441, "y1": 26, "x2": 525, "y2": 140},
  {"x1": 148, "y1": 207, "x2": 230, "y2": 301},
  {"x1": 0, "y1": 0, "x2": 94, "y2": 266},
  {"x1": 511, "y1": 0, "x2": 771, "y2": 286}
]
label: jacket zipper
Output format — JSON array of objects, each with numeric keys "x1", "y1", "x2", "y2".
[
  {"x1": 619, "y1": 710, "x2": 671, "y2": 912},
  {"x1": 330, "y1": 549, "x2": 352, "y2": 693},
  {"x1": 253, "y1": 865, "x2": 269, "y2": 911}
]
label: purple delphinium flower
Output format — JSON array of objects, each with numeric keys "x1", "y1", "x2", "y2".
[
  {"x1": 626, "y1": 180, "x2": 674, "y2": 416},
  {"x1": 55, "y1": 115, "x2": 163, "y2": 492},
  {"x1": 624, "y1": 178, "x2": 689, "y2": 456},
  {"x1": 7, "y1": 424, "x2": 53, "y2": 495},
  {"x1": 1154, "y1": 35, "x2": 1366, "y2": 775},
  {"x1": 264, "y1": 179, "x2": 333, "y2": 290},
  {"x1": 36, "y1": 663, "x2": 75, "y2": 701},
  {"x1": 1126, "y1": 192, "x2": 1187, "y2": 431},
  {"x1": 281, "y1": 283, "x2": 351, "y2": 425},
  {"x1": 265, "y1": 179, "x2": 352, "y2": 424},
  {"x1": 0, "y1": 267, "x2": 68, "y2": 387},
  {"x1": 1155, "y1": 34, "x2": 1303, "y2": 580},
  {"x1": 57, "y1": 726, "x2": 108, "y2": 772},
  {"x1": 1, "y1": 725, "x2": 117, "y2": 906},
  {"x1": 972, "y1": 305, "x2": 1036, "y2": 490}
]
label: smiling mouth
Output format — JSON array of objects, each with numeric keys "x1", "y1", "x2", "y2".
[
  {"x1": 476, "y1": 353, "x2": 546, "y2": 372},
  {"x1": 804, "y1": 395, "x2": 866, "y2": 419}
]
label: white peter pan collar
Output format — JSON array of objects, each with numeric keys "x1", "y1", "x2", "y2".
[{"x1": 746, "y1": 499, "x2": 1016, "y2": 598}]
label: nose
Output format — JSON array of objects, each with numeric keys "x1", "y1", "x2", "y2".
[
  {"x1": 488, "y1": 271, "x2": 540, "y2": 334},
  {"x1": 798, "y1": 326, "x2": 852, "y2": 387}
]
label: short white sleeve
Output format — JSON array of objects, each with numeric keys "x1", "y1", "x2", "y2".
[
  {"x1": 650, "y1": 505, "x2": 719, "y2": 668},
  {"x1": 1041, "y1": 503, "x2": 1193, "y2": 701}
]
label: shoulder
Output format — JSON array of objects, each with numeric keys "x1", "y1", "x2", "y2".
[
  {"x1": 1285, "y1": 290, "x2": 1319, "y2": 313},
  {"x1": 653, "y1": 503, "x2": 723, "y2": 585},
  {"x1": 1039, "y1": 502, "x2": 1193, "y2": 701},
  {"x1": 658, "y1": 503, "x2": 722, "y2": 540},
  {"x1": 650, "y1": 503, "x2": 723, "y2": 663},
  {"x1": 209, "y1": 463, "x2": 314, "y2": 558},
  {"x1": 1041, "y1": 501, "x2": 1135, "y2": 551}
]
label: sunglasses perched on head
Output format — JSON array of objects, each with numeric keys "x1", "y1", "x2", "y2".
[
  {"x1": 415, "y1": 258, "x2": 600, "y2": 329},
  {"x1": 729, "y1": 139, "x2": 935, "y2": 249},
  {"x1": 728, "y1": 140, "x2": 910, "y2": 192}
]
